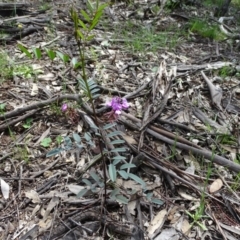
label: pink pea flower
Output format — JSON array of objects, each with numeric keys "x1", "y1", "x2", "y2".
[
  {"x1": 106, "y1": 97, "x2": 129, "y2": 115},
  {"x1": 61, "y1": 103, "x2": 68, "y2": 112}
]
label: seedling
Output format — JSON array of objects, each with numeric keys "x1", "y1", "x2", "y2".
[{"x1": 41, "y1": 137, "x2": 52, "y2": 147}]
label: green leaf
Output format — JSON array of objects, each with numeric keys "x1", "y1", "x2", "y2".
[
  {"x1": 84, "y1": 132, "x2": 92, "y2": 142},
  {"x1": 82, "y1": 179, "x2": 92, "y2": 187},
  {"x1": 110, "y1": 139, "x2": 125, "y2": 145},
  {"x1": 22, "y1": 117, "x2": 33, "y2": 129},
  {"x1": 118, "y1": 170, "x2": 129, "y2": 179},
  {"x1": 97, "y1": 3, "x2": 108, "y2": 12},
  {"x1": 64, "y1": 136, "x2": 72, "y2": 149},
  {"x1": 56, "y1": 51, "x2": 69, "y2": 63},
  {"x1": 86, "y1": 0, "x2": 94, "y2": 12},
  {"x1": 103, "y1": 122, "x2": 116, "y2": 130},
  {"x1": 107, "y1": 131, "x2": 122, "y2": 138},
  {"x1": 45, "y1": 48, "x2": 56, "y2": 61},
  {"x1": 56, "y1": 136, "x2": 63, "y2": 145},
  {"x1": 196, "y1": 222, "x2": 208, "y2": 231},
  {"x1": 46, "y1": 147, "x2": 64, "y2": 157},
  {"x1": 73, "y1": 133, "x2": 81, "y2": 143},
  {"x1": 151, "y1": 198, "x2": 164, "y2": 205},
  {"x1": 113, "y1": 156, "x2": 126, "y2": 162},
  {"x1": 108, "y1": 164, "x2": 116, "y2": 182},
  {"x1": 77, "y1": 188, "x2": 89, "y2": 198},
  {"x1": 71, "y1": 57, "x2": 81, "y2": 68},
  {"x1": 40, "y1": 137, "x2": 52, "y2": 147},
  {"x1": 32, "y1": 48, "x2": 41, "y2": 59},
  {"x1": 0, "y1": 103, "x2": 6, "y2": 111},
  {"x1": 78, "y1": 19, "x2": 87, "y2": 30},
  {"x1": 18, "y1": 44, "x2": 32, "y2": 59},
  {"x1": 120, "y1": 163, "x2": 136, "y2": 170},
  {"x1": 110, "y1": 148, "x2": 126, "y2": 153},
  {"x1": 146, "y1": 192, "x2": 153, "y2": 200},
  {"x1": 116, "y1": 194, "x2": 129, "y2": 204},
  {"x1": 110, "y1": 188, "x2": 120, "y2": 198},
  {"x1": 90, "y1": 171, "x2": 104, "y2": 187},
  {"x1": 113, "y1": 158, "x2": 121, "y2": 165},
  {"x1": 77, "y1": 29, "x2": 84, "y2": 40},
  {"x1": 81, "y1": 9, "x2": 90, "y2": 22},
  {"x1": 86, "y1": 34, "x2": 95, "y2": 41},
  {"x1": 128, "y1": 173, "x2": 146, "y2": 187}
]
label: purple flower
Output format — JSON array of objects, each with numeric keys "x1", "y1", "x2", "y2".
[
  {"x1": 106, "y1": 97, "x2": 129, "y2": 114},
  {"x1": 61, "y1": 103, "x2": 68, "y2": 112}
]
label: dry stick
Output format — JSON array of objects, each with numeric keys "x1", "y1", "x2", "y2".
[
  {"x1": 0, "y1": 94, "x2": 107, "y2": 120},
  {"x1": 120, "y1": 112, "x2": 240, "y2": 173},
  {"x1": 0, "y1": 109, "x2": 38, "y2": 131}
]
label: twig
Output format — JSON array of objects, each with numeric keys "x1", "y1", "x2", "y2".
[
  {"x1": 18, "y1": 166, "x2": 23, "y2": 200},
  {"x1": 120, "y1": 112, "x2": 240, "y2": 173},
  {"x1": 30, "y1": 158, "x2": 60, "y2": 178},
  {"x1": 0, "y1": 109, "x2": 38, "y2": 131}
]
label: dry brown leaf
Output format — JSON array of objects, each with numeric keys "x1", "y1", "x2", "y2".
[
  {"x1": 25, "y1": 190, "x2": 41, "y2": 203},
  {"x1": 209, "y1": 179, "x2": 223, "y2": 193},
  {"x1": 147, "y1": 209, "x2": 167, "y2": 238},
  {"x1": 178, "y1": 188, "x2": 198, "y2": 201}
]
